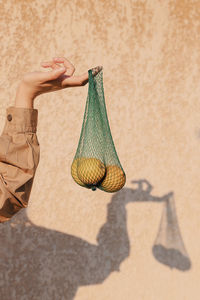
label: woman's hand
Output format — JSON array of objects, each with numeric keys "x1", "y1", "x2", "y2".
[{"x1": 15, "y1": 57, "x2": 102, "y2": 108}]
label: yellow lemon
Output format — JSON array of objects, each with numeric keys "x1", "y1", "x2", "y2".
[
  {"x1": 77, "y1": 158, "x2": 106, "y2": 185},
  {"x1": 100, "y1": 165, "x2": 126, "y2": 192},
  {"x1": 71, "y1": 158, "x2": 88, "y2": 188}
]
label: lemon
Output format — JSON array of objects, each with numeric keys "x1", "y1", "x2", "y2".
[
  {"x1": 77, "y1": 158, "x2": 106, "y2": 185},
  {"x1": 71, "y1": 158, "x2": 88, "y2": 187},
  {"x1": 100, "y1": 165, "x2": 126, "y2": 192}
]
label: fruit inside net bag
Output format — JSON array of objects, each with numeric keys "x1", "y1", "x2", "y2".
[{"x1": 71, "y1": 67, "x2": 126, "y2": 192}]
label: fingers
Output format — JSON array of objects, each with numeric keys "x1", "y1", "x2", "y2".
[
  {"x1": 40, "y1": 60, "x2": 61, "y2": 70},
  {"x1": 39, "y1": 57, "x2": 102, "y2": 88},
  {"x1": 53, "y1": 57, "x2": 75, "y2": 76},
  {"x1": 37, "y1": 67, "x2": 66, "y2": 82},
  {"x1": 40, "y1": 58, "x2": 67, "y2": 82},
  {"x1": 61, "y1": 73, "x2": 89, "y2": 87},
  {"x1": 61, "y1": 66, "x2": 103, "y2": 88},
  {"x1": 41, "y1": 57, "x2": 75, "y2": 77}
]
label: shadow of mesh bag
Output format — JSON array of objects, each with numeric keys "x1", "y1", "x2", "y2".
[{"x1": 71, "y1": 68, "x2": 126, "y2": 193}]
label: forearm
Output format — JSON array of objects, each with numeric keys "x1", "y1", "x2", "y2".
[{"x1": 14, "y1": 82, "x2": 36, "y2": 109}]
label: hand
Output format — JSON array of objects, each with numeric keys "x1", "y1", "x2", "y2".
[{"x1": 15, "y1": 57, "x2": 102, "y2": 108}]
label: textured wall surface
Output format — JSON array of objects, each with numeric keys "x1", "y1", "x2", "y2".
[{"x1": 0, "y1": 0, "x2": 200, "y2": 299}]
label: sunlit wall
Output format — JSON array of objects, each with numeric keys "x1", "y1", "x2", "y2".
[{"x1": 0, "y1": 1, "x2": 200, "y2": 299}]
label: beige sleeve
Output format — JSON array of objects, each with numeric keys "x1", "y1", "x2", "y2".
[{"x1": 0, "y1": 106, "x2": 40, "y2": 223}]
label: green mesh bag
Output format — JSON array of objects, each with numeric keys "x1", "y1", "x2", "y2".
[{"x1": 71, "y1": 68, "x2": 126, "y2": 192}]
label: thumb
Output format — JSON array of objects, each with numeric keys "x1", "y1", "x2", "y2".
[{"x1": 39, "y1": 67, "x2": 66, "y2": 82}]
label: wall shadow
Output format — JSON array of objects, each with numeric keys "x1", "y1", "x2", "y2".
[
  {"x1": 129, "y1": 180, "x2": 191, "y2": 271},
  {"x1": 0, "y1": 180, "x2": 191, "y2": 300},
  {"x1": 152, "y1": 193, "x2": 191, "y2": 271}
]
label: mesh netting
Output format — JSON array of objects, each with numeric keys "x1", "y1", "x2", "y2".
[{"x1": 71, "y1": 68, "x2": 126, "y2": 192}]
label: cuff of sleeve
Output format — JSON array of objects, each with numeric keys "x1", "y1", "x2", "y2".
[{"x1": 2, "y1": 106, "x2": 38, "y2": 134}]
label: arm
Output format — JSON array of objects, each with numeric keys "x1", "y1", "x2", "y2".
[
  {"x1": 0, "y1": 106, "x2": 39, "y2": 222},
  {"x1": 0, "y1": 57, "x2": 102, "y2": 222}
]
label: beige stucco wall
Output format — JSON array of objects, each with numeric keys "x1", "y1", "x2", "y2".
[{"x1": 0, "y1": 0, "x2": 200, "y2": 299}]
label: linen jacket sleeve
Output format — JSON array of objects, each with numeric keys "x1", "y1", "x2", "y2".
[{"x1": 0, "y1": 106, "x2": 40, "y2": 223}]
